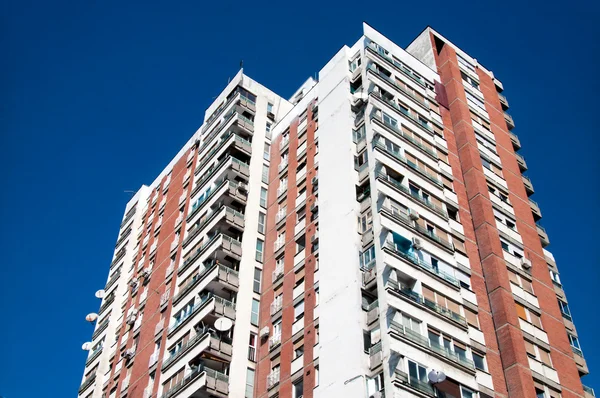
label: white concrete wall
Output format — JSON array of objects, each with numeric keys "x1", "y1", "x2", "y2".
[{"x1": 317, "y1": 45, "x2": 368, "y2": 398}]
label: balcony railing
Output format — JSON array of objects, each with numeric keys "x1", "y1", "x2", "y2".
[
  {"x1": 105, "y1": 270, "x2": 121, "y2": 290},
  {"x1": 413, "y1": 223, "x2": 453, "y2": 250},
  {"x1": 365, "y1": 41, "x2": 426, "y2": 88},
  {"x1": 98, "y1": 293, "x2": 115, "y2": 315},
  {"x1": 372, "y1": 138, "x2": 442, "y2": 186},
  {"x1": 162, "y1": 330, "x2": 212, "y2": 370},
  {"x1": 383, "y1": 241, "x2": 458, "y2": 287},
  {"x1": 370, "y1": 105, "x2": 437, "y2": 159},
  {"x1": 387, "y1": 280, "x2": 466, "y2": 326},
  {"x1": 394, "y1": 368, "x2": 434, "y2": 395},
  {"x1": 389, "y1": 321, "x2": 474, "y2": 369},
  {"x1": 92, "y1": 319, "x2": 110, "y2": 340},
  {"x1": 183, "y1": 205, "x2": 244, "y2": 248},
  {"x1": 376, "y1": 171, "x2": 447, "y2": 217},
  {"x1": 78, "y1": 373, "x2": 96, "y2": 393},
  {"x1": 583, "y1": 385, "x2": 595, "y2": 397},
  {"x1": 188, "y1": 180, "x2": 243, "y2": 222},
  {"x1": 366, "y1": 64, "x2": 429, "y2": 110},
  {"x1": 160, "y1": 365, "x2": 229, "y2": 398},
  {"x1": 173, "y1": 263, "x2": 238, "y2": 305},
  {"x1": 179, "y1": 233, "x2": 241, "y2": 276},
  {"x1": 168, "y1": 294, "x2": 235, "y2": 335},
  {"x1": 572, "y1": 346, "x2": 584, "y2": 357},
  {"x1": 194, "y1": 156, "x2": 249, "y2": 194},
  {"x1": 369, "y1": 88, "x2": 433, "y2": 136}
]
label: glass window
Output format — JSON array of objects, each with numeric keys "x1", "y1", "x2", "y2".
[
  {"x1": 260, "y1": 188, "x2": 267, "y2": 208},
  {"x1": 558, "y1": 300, "x2": 570, "y2": 317},
  {"x1": 383, "y1": 112, "x2": 398, "y2": 128},
  {"x1": 250, "y1": 299, "x2": 259, "y2": 326},
  {"x1": 262, "y1": 164, "x2": 269, "y2": 183},
  {"x1": 408, "y1": 360, "x2": 428, "y2": 383},
  {"x1": 568, "y1": 334, "x2": 580, "y2": 349},
  {"x1": 245, "y1": 368, "x2": 255, "y2": 398},
  {"x1": 536, "y1": 388, "x2": 546, "y2": 398},
  {"x1": 267, "y1": 102, "x2": 273, "y2": 113},
  {"x1": 292, "y1": 378, "x2": 303, "y2": 398},
  {"x1": 461, "y1": 386, "x2": 475, "y2": 398},
  {"x1": 258, "y1": 212, "x2": 266, "y2": 234},
  {"x1": 253, "y1": 268, "x2": 261, "y2": 294},
  {"x1": 473, "y1": 352, "x2": 486, "y2": 371},
  {"x1": 294, "y1": 300, "x2": 305, "y2": 321},
  {"x1": 263, "y1": 143, "x2": 270, "y2": 160},
  {"x1": 255, "y1": 239, "x2": 264, "y2": 263}
]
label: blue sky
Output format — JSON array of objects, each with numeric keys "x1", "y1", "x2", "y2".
[{"x1": 1, "y1": 0, "x2": 599, "y2": 396}]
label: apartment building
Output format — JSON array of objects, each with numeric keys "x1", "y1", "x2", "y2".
[{"x1": 78, "y1": 23, "x2": 592, "y2": 398}]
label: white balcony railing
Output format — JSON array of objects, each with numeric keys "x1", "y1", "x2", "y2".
[
  {"x1": 269, "y1": 333, "x2": 282, "y2": 350},
  {"x1": 148, "y1": 351, "x2": 159, "y2": 367},
  {"x1": 270, "y1": 297, "x2": 283, "y2": 316},
  {"x1": 274, "y1": 238, "x2": 285, "y2": 252},
  {"x1": 275, "y1": 209, "x2": 286, "y2": 223},
  {"x1": 150, "y1": 242, "x2": 157, "y2": 253},
  {"x1": 277, "y1": 185, "x2": 287, "y2": 197},
  {"x1": 267, "y1": 368, "x2": 281, "y2": 389},
  {"x1": 278, "y1": 160, "x2": 288, "y2": 173},
  {"x1": 179, "y1": 193, "x2": 187, "y2": 205},
  {"x1": 272, "y1": 263, "x2": 284, "y2": 283}
]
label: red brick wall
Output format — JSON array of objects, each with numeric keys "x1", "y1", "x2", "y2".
[
  {"x1": 104, "y1": 146, "x2": 197, "y2": 398},
  {"x1": 255, "y1": 102, "x2": 319, "y2": 398},
  {"x1": 430, "y1": 32, "x2": 533, "y2": 398}
]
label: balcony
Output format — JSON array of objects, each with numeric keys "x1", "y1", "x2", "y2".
[
  {"x1": 179, "y1": 234, "x2": 242, "y2": 276},
  {"x1": 365, "y1": 41, "x2": 426, "y2": 88},
  {"x1": 162, "y1": 330, "x2": 233, "y2": 372},
  {"x1": 160, "y1": 365, "x2": 229, "y2": 398},
  {"x1": 270, "y1": 296, "x2": 283, "y2": 317},
  {"x1": 584, "y1": 385, "x2": 595, "y2": 398},
  {"x1": 98, "y1": 293, "x2": 115, "y2": 315},
  {"x1": 522, "y1": 175, "x2": 534, "y2": 195},
  {"x1": 105, "y1": 270, "x2": 121, "y2": 291},
  {"x1": 372, "y1": 137, "x2": 442, "y2": 187},
  {"x1": 192, "y1": 156, "x2": 250, "y2": 198},
  {"x1": 92, "y1": 319, "x2": 109, "y2": 340},
  {"x1": 386, "y1": 280, "x2": 467, "y2": 327},
  {"x1": 202, "y1": 88, "x2": 255, "y2": 133},
  {"x1": 366, "y1": 63, "x2": 429, "y2": 110},
  {"x1": 363, "y1": 299, "x2": 379, "y2": 325},
  {"x1": 383, "y1": 240, "x2": 459, "y2": 287},
  {"x1": 85, "y1": 346, "x2": 103, "y2": 366},
  {"x1": 111, "y1": 247, "x2": 127, "y2": 268},
  {"x1": 509, "y1": 131, "x2": 521, "y2": 150},
  {"x1": 272, "y1": 262, "x2": 284, "y2": 284},
  {"x1": 78, "y1": 373, "x2": 96, "y2": 394},
  {"x1": 369, "y1": 90, "x2": 433, "y2": 134},
  {"x1": 187, "y1": 180, "x2": 247, "y2": 223},
  {"x1": 172, "y1": 263, "x2": 239, "y2": 305},
  {"x1": 375, "y1": 171, "x2": 447, "y2": 218},
  {"x1": 183, "y1": 205, "x2": 245, "y2": 249},
  {"x1": 529, "y1": 199, "x2": 542, "y2": 221},
  {"x1": 269, "y1": 332, "x2": 282, "y2": 350},
  {"x1": 516, "y1": 153, "x2": 527, "y2": 171},
  {"x1": 369, "y1": 341, "x2": 383, "y2": 369},
  {"x1": 498, "y1": 93, "x2": 509, "y2": 109},
  {"x1": 504, "y1": 112, "x2": 515, "y2": 130},
  {"x1": 370, "y1": 106, "x2": 437, "y2": 159},
  {"x1": 168, "y1": 294, "x2": 236, "y2": 336},
  {"x1": 195, "y1": 133, "x2": 252, "y2": 178},
  {"x1": 392, "y1": 368, "x2": 434, "y2": 396},
  {"x1": 536, "y1": 224, "x2": 550, "y2": 247},
  {"x1": 389, "y1": 321, "x2": 474, "y2": 370},
  {"x1": 267, "y1": 368, "x2": 280, "y2": 390}
]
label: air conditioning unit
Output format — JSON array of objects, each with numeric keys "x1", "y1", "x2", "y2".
[
  {"x1": 412, "y1": 237, "x2": 423, "y2": 250},
  {"x1": 520, "y1": 257, "x2": 532, "y2": 269},
  {"x1": 311, "y1": 176, "x2": 318, "y2": 186},
  {"x1": 259, "y1": 326, "x2": 270, "y2": 338},
  {"x1": 310, "y1": 202, "x2": 318, "y2": 213},
  {"x1": 129, "y1": 278, "x2": 139, "y2": 288},
  {"x1": 122, "y1": 348, "x2": 135, "y2": 360},
  {"x1": 409, "y1": 210, "x2": 420, "y2": 220},
  {"x1": 126, "y1": 314, "x2": 137, "y2": 325},
  {"x1": 141, "y1": 268, "x2": 151, "y2": 279},
  {"x1": 311, "y1": 233, "x2": 319, "y2": 244},
  {"x1": 237, "y1": 182, "x2": 248, "y2": 192}
]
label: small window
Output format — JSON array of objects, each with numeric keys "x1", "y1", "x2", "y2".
[
  {"x1": 255, "y1": 239, "x2": 264, "y2": 263},
  {"x1": 260, "y1": 188, "x2": 267, "y2": 208},
  {"x1": 258, "y1": 212, "x2": 266, "y2": 234},
  {"x1": 267, "y1": 102, "x2": 273, "y2": 113},
  {"x1": 473, "y1": 352, "x2": 486, "y2": 371},
  {"x1": 250, "y1": 299, "x2": 259, "y2": 326},
  {"x1": 253, "y1": 268, "x2": 262, "y2": 294}
]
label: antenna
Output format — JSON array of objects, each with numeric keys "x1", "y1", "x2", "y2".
[{"x1": 428, "y1": 370, "x2": 446, "y2": 384}]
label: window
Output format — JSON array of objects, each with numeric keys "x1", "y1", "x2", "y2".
[
  {"x1": 253, "y1": 268, "x2": 261, "y2": 294},
  {"x1": 358, "y1": 209, "x2": 373, "y2": 233},
  {"x1": 558, "y1": 300, "x2": 571, "y2": 319},
  {"x1": 359, "y1": 246, "x2": 376, "y2": 270},
  {"x1": 250, "y1": 299, "x2": 259, "y2": 326},
  {"x1": 255, "y1": 239, "x2": 264, "y2": 263},
  {"x1": 399, "y1": 312, "x2": 421, "y2": 334},
  {"x1": 473, "y1": 352, "x2": 486, "y2": 371},
  {"x1": 536, "y1": 388, "x2": 546, "y2": 398},
  {"x1": 258, "y1": 212, "x2": 266, "y2": 234},
  {"x1": 550, "y1": 270, "x2": 561, "y2": 285},
  {"x1": 408, "y1": 360, "x2": 428, "y2": 384},
  {"x1": 461, "y1": 386, "x2": 475, "y2": 398},
  {"x1": 260, "y1": 188, "x2": 267, "y2": 208},
  {"x1": 248, "y1": 333, "x2": 257, "y2": 362},
  {"x1": 382, "y1": 112, "x2": 398, "y2": 128},
  {"x1": 266, "y1": 122, "x2": 272, "y2": 133},
  {"x1": 263, "y1": 143, "x2": 270, "y2": 160},
  {"x1": 262, "y1": 164, "x2": 269, "y2": 183},
  {"x1": 294, "y1": 300, "x2": 305, "y2": 322},
  {"x1": 292, "y1": 378, "x2": 303, "y2": 398},
  {"x1": 464, "y1": 307, "x2": 479, "y2": 328},
  {"x1": 568, "y1": 334, "x2": 581, "y2": 350},
  {"x1": 267, "y1": 102, "x2": 273, "y2": 113},
  {"x1": 245, "y1": 368, "x2": 255, "y2": 398}
]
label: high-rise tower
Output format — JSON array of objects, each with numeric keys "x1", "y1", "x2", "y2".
[{"x1": 78, "y1": 24, "x2": 592, "y2": 398}]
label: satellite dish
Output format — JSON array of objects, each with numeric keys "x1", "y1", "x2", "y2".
[
  {"x1": 82, "y1": 342, "x2": 92, "y2": 350},
  {"x1": 86, "y1": 313, "x2": 98, "y2": 323},
  {"x1": 428, "y1": 370, "x2": 446, "y2": 384},
  {"x1": 214, "y1": 317, "x2": 233, "y2": 332},
  {"x1": 95, "y1": 290, "x2": 106, "y2": 299}
]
